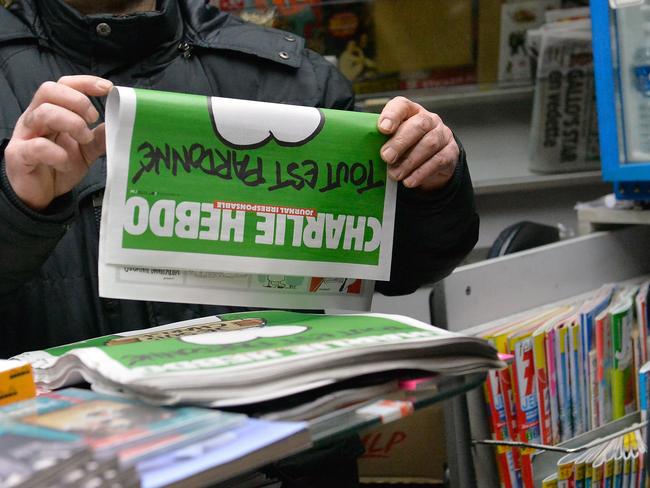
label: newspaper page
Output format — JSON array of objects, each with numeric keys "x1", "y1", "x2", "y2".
[
  {"x1": 102, "y1": 87, "x2": 396, "y2": 281},
  {"x1": 98, "y1": 264, "x2": 374, "y2": 310},
  {"x1": 528, "y1": 26, "x2": 600, "y2": 173}
]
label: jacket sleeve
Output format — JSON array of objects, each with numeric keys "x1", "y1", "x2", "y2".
[
  {"x1": 376, "y1": 137, "x2": 479, "y2": 296},
  {"x1": 0, "y1": 74, "x2": 76, "y2": 297},
  {"x1": 306, "y1": 49, "x2": 356, "y2": 111},
  {"x1": 311, "y1": 56, "x2": 479, "y2": 295},
  {"x1": 0, "y1": 140, "x2": 76, "y2": 297}
]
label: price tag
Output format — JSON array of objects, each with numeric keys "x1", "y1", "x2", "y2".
[{"x1": 357, "y1": 399, "x2": 414, "y2": 424}]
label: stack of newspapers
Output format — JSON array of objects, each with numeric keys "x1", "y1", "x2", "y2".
[{"x1": 14, "y1": 311, "x2": 502, "y2": 407}]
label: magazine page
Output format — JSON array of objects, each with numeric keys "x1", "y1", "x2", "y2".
[
  {"x1": 483, "y1": 365, "x2": 519, "y2": 488},
  {"x1": 579, "y1": 284, "x2": 615, "y2": 431},
  {"x1": 595, "y1": 437, "x2": 620, "y2": 487},
  {"x1": 595, "y1": 308, "x2": 613, "y2": 427},
  {"x1": 0, "y1": 388, "x2": 244, "y2": 463},
  {"x1": 556, "y1": 451, "x2": 577, "y2": 487},
  {"x1": 555, "y1": 317, "x2": 574, "y2": 442},
  {"x1": 0, "y1": 422, "x2": 90, "y2": 488},
  {"x1": 610, "y1": 288, "x2": 638, "y2": 419},
  {"x1": 568, "y1": 316, "x2": 585, "y2": 437},
  {"x1": 137, "y1": 418, "x2": 309, "y2": 488},
  {"x1": 102, "y1": 87, "x2": 396, "y2": 282},
  {"x1": 542, "y1": 473, "x2": 558, "y2": 488}
]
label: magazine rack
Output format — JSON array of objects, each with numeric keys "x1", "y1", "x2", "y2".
[
  {"x1": 472, "y1": 413, "x2": 646, "y2": 484},
  {"x1": 428, "y1": 226, "x2": 650, "y2": 488}
]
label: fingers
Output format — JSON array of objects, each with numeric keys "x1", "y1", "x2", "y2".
[
  {"x1": 377, "y1": 97, "x2": 460, "y2": 190},
  {"x1": 80, "y1": 123, "x2": 107, "y2": 164},
  {"x1": 20, "y1": 75, "x2": 112, "y2": 136},
  {"x1": 22, "y1": 103, "x2": 94, "y2": 144},
  {"x1": 18, "y1": 76, "x2": 111, "y2": 157},
  {"x1": 381, "y1": 112, "x2": 442, "y2": 166},
  {"x1": 4, "y1": 76, "x2": 112, "y2": 210},
  {"x1": 388, "y1": 123, "x2": 453, "y2": 182},
  {"x1": 57, "y1": 75, "x2": 114, "y2": 98},
  {"x1": 29, "y1": 81, "x2": 100, "y2": 125},
  {"x1": 402, "y1": 142, "x2": 459, "y2": 190},
  {"x1": 6, "y1": 137, "x2": 69, "y2": 172},
  {"x1": 377, "y1": 96, "x2": 420, "y2": 134}
]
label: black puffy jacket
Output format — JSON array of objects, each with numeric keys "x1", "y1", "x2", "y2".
[{"x1": 0, "y1": 0, "x2": 479, "y2": 357}]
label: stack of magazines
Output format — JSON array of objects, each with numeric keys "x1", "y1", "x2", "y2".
[
  {"x1": 14, "y1": 311, "x2": 502, "y2": 407},
  {"x1": 0, "y1": 388, "x2": 245, "y2": 488},
  {"x1": 480, "y1": 280, "x2": 650, "y2": 488},
  {"x1": 541, "y1": 428, "x2": 647, "y2": 487}
]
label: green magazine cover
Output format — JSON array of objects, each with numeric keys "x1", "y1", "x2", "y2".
[
  {"x1": 610, "y1": 291, "x2": 636, "y2": 420},
  {"x1": 102, "y1": 87, "x2": 396, "y2": 281}
]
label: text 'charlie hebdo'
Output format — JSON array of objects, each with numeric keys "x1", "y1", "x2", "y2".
[{"x1": 123, "y1": 144, "x2": 387, "y2": 253}]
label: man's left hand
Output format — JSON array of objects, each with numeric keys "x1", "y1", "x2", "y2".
[{"x1": 378, "y1": 96, "x2": 459, "y2": 192}]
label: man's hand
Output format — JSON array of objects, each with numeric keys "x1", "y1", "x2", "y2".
[
  {"x1": 378, "y1": 96, "x2": 459, "y2": 192},
  {"x1": 4, "y1": 75, "x2": 113, "y2": 211}
]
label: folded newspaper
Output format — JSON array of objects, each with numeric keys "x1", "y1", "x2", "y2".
[
  {"x1": 14, "y1": 311, "x2": 503, "y2": 407},
  {"x1": 100, "y1": 86, "x2": 398, "y2": 311}
]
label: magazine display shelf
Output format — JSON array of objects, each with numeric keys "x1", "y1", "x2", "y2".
[
  {"x1": 529, "y1": 412, "x2": 645, "y2": 484},
  {"x1": 472, "y1": 413, "x2": 646, "y2": 484},
  {"x1": 425, "y1": 226, "x2": 650, "y2": 488}
]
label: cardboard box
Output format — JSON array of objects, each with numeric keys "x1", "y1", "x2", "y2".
[
  {"x1": 0, "y1": 360, "x2": 36, "y2": 406},
  {"x1": 358, "y1": 403, "x2": 447, "y2": 485}
]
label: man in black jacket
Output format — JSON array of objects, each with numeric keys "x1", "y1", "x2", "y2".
[{"x1": 0, "y1": 0, "x2": 478, "y2": 358}]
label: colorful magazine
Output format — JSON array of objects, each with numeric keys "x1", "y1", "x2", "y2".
[
  {"x1": 610, "y1": 289, "x2": 638, "y2": 420},
  {"x1": 0, "y1": 388, "x2": 244, "y2": 465},
  {"x1": 0, "y1": 423, "x2": 90, "y2": 488}
]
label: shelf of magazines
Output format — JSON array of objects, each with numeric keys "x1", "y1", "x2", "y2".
[
  {"x1": 307, "y1": 373, "x2": 486, "y2": 446},
  {"x1": 468, "y1": 277, "x2": 650, "y2": 488},
  {"x1": 474, "y1": 411, "x2": 647, "y2": 486}
]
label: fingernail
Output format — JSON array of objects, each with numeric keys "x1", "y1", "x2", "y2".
[
  {"x1": 382, "y1": 147, "x2": 397, "y2": 164},
  {"x1": 403, "y1": 177, "x2": 415, "y2": 188},
  {"x1": 86, "y1": 106, "x2": 99, "y2": 123},
  {"x1": 96, "y1": 80, "x2": 113, "y2": 91},
  {"x1": 389, "y1": 168, "x2": 402, "y2": 180},
  {"x1": 81, "y1": 129, "x2": 94, "y2": 144},
  {"x1": 379, "y1": 118, "x2": 393, "y2": 132}
]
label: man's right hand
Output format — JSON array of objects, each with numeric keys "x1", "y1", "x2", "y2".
[{"x1": 4, "y1": 75, "x2": 113, "y2": 211}]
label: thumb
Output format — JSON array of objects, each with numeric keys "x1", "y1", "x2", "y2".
[{"x1": 80, "y1": 123, "x2": 106, "y2": 165}]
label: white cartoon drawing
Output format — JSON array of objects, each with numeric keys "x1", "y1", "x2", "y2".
[
  {"x1": 180, "y1": 324, "x2": 307, "y2": 345},
  {"x1": 208, "y1": 97, "x2": 324, "y2": 148}
]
